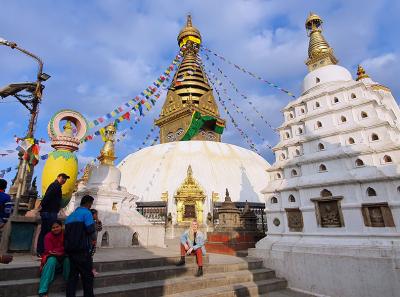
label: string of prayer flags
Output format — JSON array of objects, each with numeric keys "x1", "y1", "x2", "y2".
[
  {"x1": 136, "y1": 126, "x2": 158, "y2": 151},
  {"x1": 150, "y1": 136, "x2": 160, "y2": 146},
  {"x1": 202, "y1": 60, "x2": 271, "y2": 148},
  {"x1": 202, "y1": 53, "x2": 277, "y2": 132},
  {"x1": 88, "y1": 53, "x2": 182, "y2": 129},
  {"x1": 197, "y1": 56, "x2": 266, "y2": 147},
  {"x1": 203, "y1": 68, "x2": 260, "y2": 154},
  {"x1": 0, "y1": 167, "x2": 13, "y2": 178},
  {"x1": 81, "y1": 58, "x2": 179, "y2": 143},
  {"x1": 200, "y1": 46, "x2": 296, "y2": 99}
]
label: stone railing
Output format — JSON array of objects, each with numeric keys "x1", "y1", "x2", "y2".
[{"x1": 136, "y1": 201, "x2": 167, "y2": 225}]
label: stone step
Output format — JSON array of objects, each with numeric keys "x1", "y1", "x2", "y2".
[
  {"x1": 165, "y1": 279, "x2": 288, "y2": 297},
  {"x1": 46, "y1": 270, "x2": 285, "y2": 297},
  {"x1": 5, "y1": 259, "x2": 266, "y2": 297},
  {"x1": 259, "y1": 289, "x2": 315, "y2": 297},
  {"x1": 0, "y1": 255, "x2": 209, "y2": 281}
]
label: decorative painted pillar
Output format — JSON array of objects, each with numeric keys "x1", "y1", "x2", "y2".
[{"x1": 41, "y1": 110, "x2": 88, "y2": 207}]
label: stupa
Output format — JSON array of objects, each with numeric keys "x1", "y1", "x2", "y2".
[
  {"x1": 251, "y1": 13, "x2": 400, "y2": 297},
  {"x1": 68, "y1": 123, "x2": 165, "y2": 248},
  {"x1": 118, "y1": 15, "x2": 270, "y2": 237}
]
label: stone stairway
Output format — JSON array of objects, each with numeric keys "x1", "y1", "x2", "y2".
[{"x1": 0, "y1": 252, "x2": 289, "y2": 297}]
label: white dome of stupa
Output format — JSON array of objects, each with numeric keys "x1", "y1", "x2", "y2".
[
  {"x1": 302, "y1": 64, "x2": 353, "y2": 93},
  {"x1": 118, "y1": 141, "x2": 270, "y2": 204}
]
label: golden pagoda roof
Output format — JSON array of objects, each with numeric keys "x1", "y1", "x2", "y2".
[{"x1": 155, "y1": 15, "x2": 225, "y2": 144}]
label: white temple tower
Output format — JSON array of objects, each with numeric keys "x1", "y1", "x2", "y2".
[{"x1": 251, "y1": 13, "x2": 400, "y2": 297}]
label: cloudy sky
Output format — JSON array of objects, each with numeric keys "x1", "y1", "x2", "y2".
[{"x1": 0, "y1": 0, "x2": 399, "y2": 193}]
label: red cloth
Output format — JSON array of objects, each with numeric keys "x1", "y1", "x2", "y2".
[
  {"x1": 180, "y1": 243, "x2": 203, "y2": 267},
  {"x1": 40, "y1": 231, "x2": 65, "y2": 272}
]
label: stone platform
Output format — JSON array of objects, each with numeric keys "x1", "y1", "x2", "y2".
[{"x1": 0, "y1": 244, "x2": 313, "y2": 297}]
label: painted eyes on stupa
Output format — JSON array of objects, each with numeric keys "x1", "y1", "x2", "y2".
[
  {"x1": 176, "y1": 128, "x2": 184, "y2": 137},
  {"x1": 167, "y1": 132, "x2": 177, "y2": 142},
  {"x1": 200, "y1": 129, "x2": 216, "y2": 140},
  {"x1": 206, "y1": 132, "x2": 216, "y2": 140}
]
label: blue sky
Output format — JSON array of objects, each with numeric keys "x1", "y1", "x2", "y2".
[{"x1": 0, "y1": 0, "x2": 399, "y2": 194}]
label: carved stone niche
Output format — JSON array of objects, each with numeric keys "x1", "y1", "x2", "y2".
[
  {"x1": 311, "y1": 196, "x2": 345, "y2": 228},
  {"x1": 285, "y1": 208, "x2": 304, "y2": 232},
  {"x1": 361, "y1": 203, "x2": 395, "y2": 227}
]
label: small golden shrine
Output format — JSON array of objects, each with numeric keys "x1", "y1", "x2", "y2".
[
  {"x1": 175, "y1": 165, "x2": 206, "y2": 224},
  {"x1": 98, "y1": 123, "x2": 117, "y2": 165}
]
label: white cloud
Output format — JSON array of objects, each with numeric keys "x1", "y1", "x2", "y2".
[{"x1": 362, "y1": 53, "x2": 397, "y2": 69}]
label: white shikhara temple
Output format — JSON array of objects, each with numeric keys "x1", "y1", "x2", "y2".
[{"x1": 252, "y1": 13, "x2": 400, "y2": 297}]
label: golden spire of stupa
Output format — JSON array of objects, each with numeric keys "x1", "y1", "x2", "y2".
[
  {"x1": 155, "y1": 15, "x2": 225, "y2": 144},
  {"x1": 356, "y1": 65, "x2": 370, "y2": 81},
  {"x1": 305, "y1": 12, "x2": 338, "y2": 71},
  {"x1": 98, "y1": 123, "x2": 117, "y2": 165}
]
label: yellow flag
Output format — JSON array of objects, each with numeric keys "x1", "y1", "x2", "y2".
[{"x1": 144, "y1": 102, "x2": 151, "y2": 110}]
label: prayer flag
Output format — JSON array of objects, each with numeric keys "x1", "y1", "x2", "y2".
[
  {"x1": 138, "y1": 104, "x2": 143, "y2": 116},
  {"x1": 144, "y1": 102, "x2": 151, "y2": 110},
  {"x1": 122, "y1": 112, "x2": 130, "y2": 120}
]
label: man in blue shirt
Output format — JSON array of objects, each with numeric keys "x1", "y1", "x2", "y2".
[
  {"x1": 0, "y1": 179, "x2": 13, "y2": 228},
  {"x1": 65, "y1": 195, "x2": 96, "y2": 297},
  {"x1": 0, "y1": 179, "x2": 13, "y2": 264}
]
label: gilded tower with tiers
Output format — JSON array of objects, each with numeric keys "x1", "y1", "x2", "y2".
[
  {"x1": 305, "y1": 13, "x2": 338, "y2": 71},
  {"x1": 155, "y1": 15, "x2": 225, "y2": 143}
]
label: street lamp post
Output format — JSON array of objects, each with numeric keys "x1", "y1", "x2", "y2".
[{"x1": 0, "y1": 37, "x2": 50, "y2": 214}]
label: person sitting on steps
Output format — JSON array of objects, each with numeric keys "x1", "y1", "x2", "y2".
[
  {"x1": 176, "y1": 219, "x2": 206, "y2": 277},
  {"x1": 38, "y1": 220, "x2": 70, "y2": 297}
]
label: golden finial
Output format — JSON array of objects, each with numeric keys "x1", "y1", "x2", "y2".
[
  {"x1": 98, "y1": 123, "x2": 117, "y2": 165},
  {"x1": 63, "y1": 121, "x2": 74, "y2": 137},
  {"x1": 356, "y1": 65, "x2": 370, "y2": 81},
  {"x1": 305, "y1": 12, "x2": 323, "y2": 33},
  {"x1": 186, "y1": 14, "x2": 193, "y2": 27},
  {"x1": 177, "y1": 14, "x2": 201, "y2": 48},
  {"x1": 305, "y1": 12, "x2": 338, "y2": 71}
]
